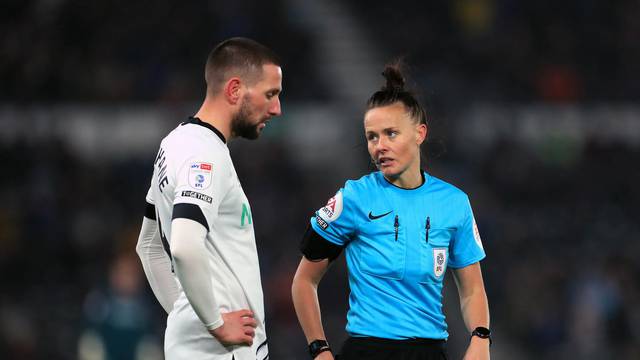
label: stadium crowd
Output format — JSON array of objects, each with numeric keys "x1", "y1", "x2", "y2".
[{"x1": 1, "y1": 0, "x2": 639, "y2": 359}]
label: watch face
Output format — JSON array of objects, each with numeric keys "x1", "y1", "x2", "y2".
[{"x1": 474, "y1": 327, "x2": 491, "y2": 337}]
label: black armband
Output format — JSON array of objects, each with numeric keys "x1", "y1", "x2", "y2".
[
  {"x1": 172, "y1": 203, "x2": 209, "y2": 231},
  {"x1": 300, "y1": 224, "x2": 343, "y2": 262},
  {"x1": 144, "y1": 202, "x2": 156, "y2": 220}
]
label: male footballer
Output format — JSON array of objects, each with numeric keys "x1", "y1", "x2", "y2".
[{"x1": 135, "y1": 37, "x2": 282, "y2": 360}]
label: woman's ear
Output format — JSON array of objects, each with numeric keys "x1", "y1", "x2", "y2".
[{"x1": 416, "y1": 123, "x2": 428, "y2": 145}]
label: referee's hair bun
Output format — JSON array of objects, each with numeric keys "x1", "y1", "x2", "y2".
[{"x1": 381, "y1": 63, "x2": 405, "y2": 92}]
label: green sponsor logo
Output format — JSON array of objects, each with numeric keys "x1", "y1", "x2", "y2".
[{"x1": 241, "y1": 203, "x2": 252, "y2": 226}]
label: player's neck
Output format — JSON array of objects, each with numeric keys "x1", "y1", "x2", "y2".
[{"x1": 194, "y1": 98, "x2": 233, "y2": 141}]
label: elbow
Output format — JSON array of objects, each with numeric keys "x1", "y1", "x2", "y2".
[
  {"x1": 170, "y1": 237, "x2": 199, "y2": 266},
  {"x1": 291, "y1": 273, "x2": 306, "y2": 302},
  {"x1": 135, "y1": 242, "x2": 143, "y2": 257},
  {"x1": 170, "y1": 242, "x2": 187, "y2": 264},
  {"x1": 291, "y1": 273, "x2": 302, "y2": 295},
  {"x1": 135, "y1": 237, "x2": 146, "y2": 258},
  {"x1": 291, "y1": 268, "x2": 317, "y2": 295},
  {"x1": 135, "y1": 217, "x2": 157, "y2": 258}
]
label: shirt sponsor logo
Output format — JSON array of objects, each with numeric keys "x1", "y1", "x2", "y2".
[
  {"x1": 433, "y1": 249, "x2": 447, "y2": 278},
  {"x1": 241, "y1": 203, "x2": 252, "y2": 227},
  {"x1": 180, "y1": 190, "x2": 212, "y2": 204},
  {"x1": 188, "y1": 162, "x2": 212, "y2": 189},
  {"x1": 318, "y1": 192, "x2": 343, "y2": 223}
]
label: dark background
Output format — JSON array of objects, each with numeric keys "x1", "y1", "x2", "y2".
[{"x1": 1, "y1": 0, "x2": 639, "y2": 359}]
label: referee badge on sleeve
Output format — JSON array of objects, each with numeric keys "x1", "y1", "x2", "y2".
[
  {"x1": 188, "y1": 162, "x2": 212, "y2": 190},
  {"x1": 472, "y1": 217, "x2": 484, "y2": 250},
  {"x1": 317, "y1": 192, "x2": 343, "y2": 223}
]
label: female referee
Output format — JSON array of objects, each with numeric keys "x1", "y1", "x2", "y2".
[{"x1": 291, "y1": 63, "x2": 491, "y2": 360}]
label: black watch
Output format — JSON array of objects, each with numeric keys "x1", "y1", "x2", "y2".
[
  {"x1": 308, "y1": 339, "x2": 331, "y2": 358},
  {"x1": 471, "y1": 327, "x2": 492, "y2": 346}
]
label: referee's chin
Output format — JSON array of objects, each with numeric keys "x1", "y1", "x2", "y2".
[{"x1": 380, "y1": 167, "x2": 407, "y2": 183}]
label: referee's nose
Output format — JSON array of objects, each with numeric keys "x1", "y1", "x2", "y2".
[{"x1": 375, "y1": 135, "x2": 389, "y2": 154}]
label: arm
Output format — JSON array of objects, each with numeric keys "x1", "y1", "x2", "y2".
[
  {"x1": 170, "y1": 217, "x2": 256, "y2": 346},
  {"x1": 291, "y1": 257, "x2": 334, "y2": 360},
  {"x1": 452, "y1": 262, "x2": 491, "y2": 360},
  {"x1": 135, "y1": 206, "x2": 180, "y2": 314}
]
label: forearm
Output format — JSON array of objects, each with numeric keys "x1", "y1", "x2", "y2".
[
  {"x1": 135, "y1": 216, "x2": 180, "y2": 313},
  {"x1": 292, "y1": 270, "x2": 327, "y2": 342},
  {"x1": 171, "y1": 218, "x2": 223, "y2": 330},
  {"x1": 460, "y1": 285, "x2": 490, "y2": 332}
]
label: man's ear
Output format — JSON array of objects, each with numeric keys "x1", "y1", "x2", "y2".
[{"x1": 224, "y1": 77, "x2": 242, "y2": 105}]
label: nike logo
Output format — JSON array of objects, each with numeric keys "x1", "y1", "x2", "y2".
[{"x1": 368, "y1": 211, "x2": 392, "y2": 220}]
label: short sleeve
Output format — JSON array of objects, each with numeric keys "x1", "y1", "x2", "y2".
[
  {"x1": 309, "y1": 188, "x2": 358, "y2": 246},
  {"x1": 448, "y1": 196, "x2": 486, "y2": 268},
  {"x1": 173, "y1": 154, "x2": 229, "y2": 231}
]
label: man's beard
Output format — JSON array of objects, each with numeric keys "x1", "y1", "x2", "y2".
[{"x1": 231, "y1": 98, "x2": 261, "y2": 140}]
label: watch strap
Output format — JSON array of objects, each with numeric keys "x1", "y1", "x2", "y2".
[
  {"x1": 308, "y1": 339, "x2": 331, "y2": 358},
  {"x1": 471, "y1": 326, "x2": 492, "y2": 346}
]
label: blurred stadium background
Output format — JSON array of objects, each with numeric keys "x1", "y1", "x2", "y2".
[{"x1": 2, "y1": 0, "x2": 639, "y2": 359}]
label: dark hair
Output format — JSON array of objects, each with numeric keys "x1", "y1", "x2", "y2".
[
  {"x1": 366, "y1": 61, "x2": 427, "y2": 126},
  {"x1": 204, "y1": 37, "x2": 281, "y2": 94}
]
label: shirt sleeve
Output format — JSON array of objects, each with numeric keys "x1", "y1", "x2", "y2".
[
  {"x1": 309, "y1": 186, "x2": 358, "y2": 246},
  {"x1": 145, "y1": 184, "x2": 154, "y2": 204},
  {"x1": 170, "y1": 218, "x2": 223, "y2": 330},
  {"x1": 448, "y1": 195, "x2": 486, "y2": 268},
  {"x1": 135, "y1": 215, "x2": 180, "y2": 314},
  {"x1": 172, "y1": 153, "x2": 229, "y2": 230}
]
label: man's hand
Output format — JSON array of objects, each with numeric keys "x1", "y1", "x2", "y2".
[
  {"x1": 462, "y1": 336, "x2": 490, "y2": 360},
  {"x1": 209, "y1": 309, "x2": 257, "y2": 346}
]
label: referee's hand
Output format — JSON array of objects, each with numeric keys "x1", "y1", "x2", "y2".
[
  {"x1": 314, "y1": 351, "x2": 334, "y2": 360},
  {"x1": 463, "y1": 336, "x2": 490, "y2": 360},
  {"x1": 209, "y1": 309, "x2": 257, "y2": 346}
]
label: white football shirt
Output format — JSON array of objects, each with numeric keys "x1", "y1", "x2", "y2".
[{"x1": 146, "y1": 118, "x2": 268, "y2": 360}]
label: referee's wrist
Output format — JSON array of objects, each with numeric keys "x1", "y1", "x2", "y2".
[
  {"x1": 308, "y1": 339, "x2": 331, "y2": 358},
  {"x1": 470, "y1": 326, "x2": 492, "y2": 346}
]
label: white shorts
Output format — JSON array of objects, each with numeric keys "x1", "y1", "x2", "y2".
[{"x1": 164, "y1": 295, "x2": 268, "y2": 360}]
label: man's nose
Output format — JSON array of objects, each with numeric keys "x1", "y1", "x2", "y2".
[{"x1": 269, "y1": 98, "x2": 281, "y2": 116}]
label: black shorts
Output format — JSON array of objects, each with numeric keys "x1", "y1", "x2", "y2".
[{"x1": 336, "y1": 336, "x2": 448, "y2": 360}]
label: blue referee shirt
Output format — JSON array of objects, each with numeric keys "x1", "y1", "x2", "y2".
[{"x1": 310, "y1": 171, "x2": 486, "y2": 340}]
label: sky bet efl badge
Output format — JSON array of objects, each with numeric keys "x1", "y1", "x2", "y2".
[{"x1": 189, "y1": 162, "x2": 212, "y2": 190}]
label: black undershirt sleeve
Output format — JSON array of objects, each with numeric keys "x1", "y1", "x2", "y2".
[
  {"x1": 144, "y1": 202, "x2": 156, "y2": 220},
  {"x1": 300, "y1": 224, "x2": 343, "y2": 262}
]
